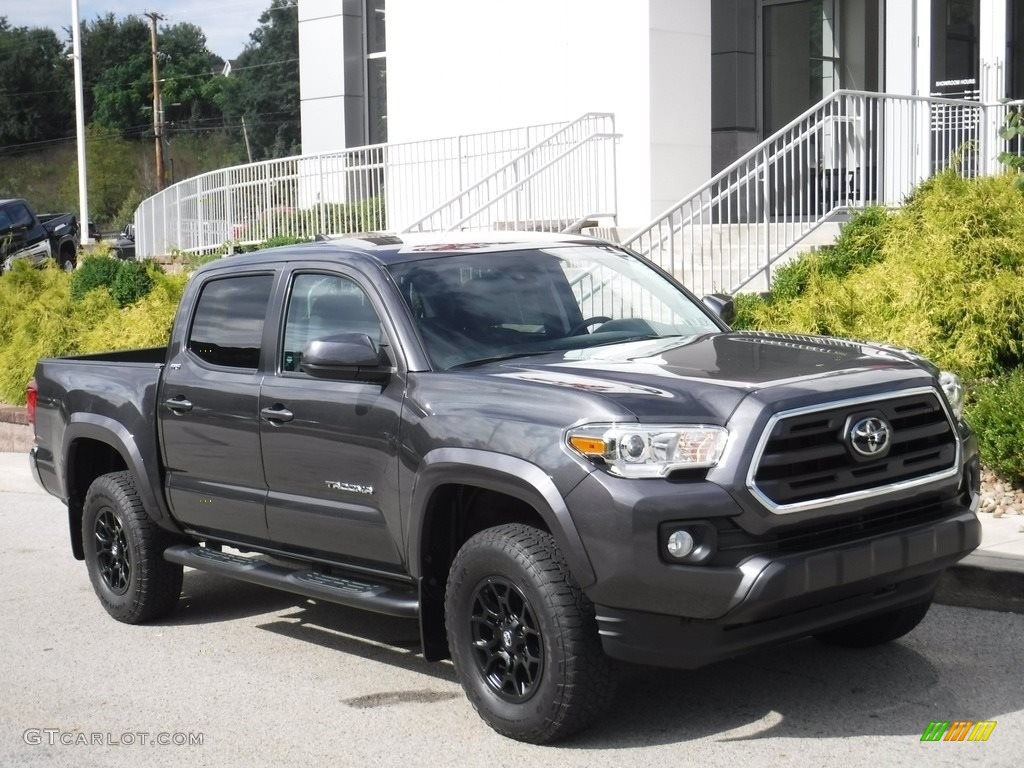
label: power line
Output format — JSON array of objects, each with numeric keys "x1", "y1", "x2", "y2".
[{"x1": 0, "y1": 56, "x2": 299, "y2": 98}]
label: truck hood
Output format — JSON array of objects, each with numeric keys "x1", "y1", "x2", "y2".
[{"x1": 482, "y1": 331, "x2": 937, "y2": 424}]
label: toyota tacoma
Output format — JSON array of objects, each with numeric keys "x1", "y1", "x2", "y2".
[{"x1": 29, "y1": 233, "x2": 980, "y2": 742}]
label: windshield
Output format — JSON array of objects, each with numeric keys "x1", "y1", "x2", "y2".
[{"x1": 387, "y1": 244, "x2": 721, "y2": 370}]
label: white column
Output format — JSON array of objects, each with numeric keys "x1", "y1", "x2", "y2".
[
  {"x1": 980, "y1": 0, "x2": 1008, "y2": 102},
  {"x1": 980, "y1": 0, "x2": 1009, "y2": 173}
]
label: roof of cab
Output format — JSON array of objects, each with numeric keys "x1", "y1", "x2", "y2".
[{"x1": 196, "y1": 230, "x2": 605, "y2": 272}]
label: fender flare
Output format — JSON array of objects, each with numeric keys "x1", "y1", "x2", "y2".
[
  {"x1": 407, "y1": 448, "x2": 595, "y2": 588},
  {"x1": 62, "y1": 414, "x2": 171, "y2": 522}
]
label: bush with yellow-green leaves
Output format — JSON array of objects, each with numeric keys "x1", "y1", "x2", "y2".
[{"x1": 735, "y1": 170, "x2": 1024, "y2": 482}]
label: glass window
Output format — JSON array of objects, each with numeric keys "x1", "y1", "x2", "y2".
[
  {"x1": 281, "y1": 273, "x2": 382, "y2": 372},
  {"x1": 188, "y1": 275, "x2": 274, "y2": 369},
  {"x1": 8, "y1": 203, "x2": 34, "y2": 229},
  {"x1": 388, "y1": 246, "x2": 720, "y2": 370}
]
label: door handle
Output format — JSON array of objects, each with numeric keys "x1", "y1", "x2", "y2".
[
  {"x1": 261, "y1": 405, "x2": 294, "y2": 424},
  {"x1": 163, "y1": 397, "x2": 193, "y2": 413}
]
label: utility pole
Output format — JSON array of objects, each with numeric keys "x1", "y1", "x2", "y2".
[
  {"x1": 71, "y1": 0, "x2": 91, "y2": 244},
  {"x1": 145, "y1": 11, "x2": 165, "y2": 191},
  {"x1": 241, "y1": 116, "x2": 254, "y2": 163}
]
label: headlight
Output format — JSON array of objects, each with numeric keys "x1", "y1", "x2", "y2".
[
  {"x1": 939, "y1": 371, "x2": 965, "y2": 419},
  {"x1": 567, "y1": 424, "x2": 729, "y2": 478}
]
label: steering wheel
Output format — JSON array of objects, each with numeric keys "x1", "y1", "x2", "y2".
[{"x1": 569, "y1": 316, "x2": 612, "y2": 335}]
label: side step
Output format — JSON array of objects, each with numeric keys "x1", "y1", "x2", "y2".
[{"x1": 164, "y1": 544, "x2": 419, "y2": 619}]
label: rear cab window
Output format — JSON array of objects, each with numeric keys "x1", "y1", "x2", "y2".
[{"x1": 188, "y1": 274, "x2": 275, "y2": 369}]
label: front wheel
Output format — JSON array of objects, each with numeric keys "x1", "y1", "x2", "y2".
[
  {"x1": 82, "y1": 471, "x2": 183, "y2": 623},
  {"x1": 814, "y1": 598, "x2": 933, "y2": 648},
  {"x1": 445, "y1": 524, "x2": 616, "y2": 743}
]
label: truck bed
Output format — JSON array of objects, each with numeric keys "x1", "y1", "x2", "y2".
[{"x1": 32, "y1": 347, "x2": 168, "y2": 506}]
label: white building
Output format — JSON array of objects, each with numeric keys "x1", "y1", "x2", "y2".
[{"x1": 298, "y1": 0, "x2": 1023, "y2": 232}]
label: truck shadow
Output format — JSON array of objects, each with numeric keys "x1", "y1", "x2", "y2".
[
  {"x1": 567, "y1": 605, "x2": 1023, "y2": 748},
  {"x1": 158, "y1": 576, "x2": 1022, "y2": 747}
]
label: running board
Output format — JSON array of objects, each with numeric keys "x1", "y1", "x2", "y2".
[{"x1": 164, "y1": 544, "x2": 419, "y2": 618}]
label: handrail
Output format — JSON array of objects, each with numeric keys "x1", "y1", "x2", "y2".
[
  {"x1": 446, "y1": 131, "x2": 619, "y2": 230},
  {"x1": 401, "y1": 113, "x2": 617, "y2": 233},
  {"x1": 624, "y1": 90, "x2": 1021, "y2": 296},
  {"x1": 133, "y1": 118, "x2": 577, "y2": 258}
]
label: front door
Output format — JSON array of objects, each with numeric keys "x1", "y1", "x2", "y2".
[{"x1": 259, "y1": 269, "x2": 405, "y2": 567}]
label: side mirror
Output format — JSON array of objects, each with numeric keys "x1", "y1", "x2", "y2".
[
  {"x1": 300, "y1": 333, "x2": 391, "y2": 382},
  {"x1": 702, "y1": 293, "x2": 735, "y2": 326}
]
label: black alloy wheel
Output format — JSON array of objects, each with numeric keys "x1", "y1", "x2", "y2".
[
  {"x1": 469, "y1": 576, "x2": 544, "y2": 702},
  {"x1": 94, "y1": 509, "x2": 131, "y2": 595}
]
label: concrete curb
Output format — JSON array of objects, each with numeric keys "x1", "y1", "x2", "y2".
[
  {"x1": 0, "y1": 405, "x2": 28, "y2": 425},
  {"x1": 936, "y1": 552, "x2": 1024, "y2": 614}
]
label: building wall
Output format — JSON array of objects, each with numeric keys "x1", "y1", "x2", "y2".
[
  {"x1": 299, "y1": 0, "x2": 348, "y2": 153},
  {"x1": 298, "y1": 0, "x2": 711, "y2": 229}
]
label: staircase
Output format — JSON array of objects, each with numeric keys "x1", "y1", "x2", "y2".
[
  {"x1": 624, "y1": 89, "x2": 1018, "y2": 295},
  {"x1": 400, "y1": 113, "x2": 618, "y2": 234}
]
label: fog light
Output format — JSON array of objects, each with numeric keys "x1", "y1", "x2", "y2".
[{"x1": 666, "y1": 529, "x2": 695, "y2": 559}]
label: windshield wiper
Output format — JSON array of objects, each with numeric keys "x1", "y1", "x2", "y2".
[{"x1": 449, "y1": 350, "x2": 556, "y2": 369}]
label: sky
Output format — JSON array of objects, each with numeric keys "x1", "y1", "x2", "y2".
[{"x1": 3, "y1": 0, "x2": 276, "y2": 61}]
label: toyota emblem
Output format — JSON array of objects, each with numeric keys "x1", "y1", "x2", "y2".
[{"x1": 848, "y1": 417, "x2": 892, "y2": 457}]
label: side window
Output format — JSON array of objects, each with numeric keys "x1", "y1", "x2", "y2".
[
  {"x1": 282, "y1": 273, "x2": 382, "y2": 372},
  {"x1": 9, "y1": 204, "x2": 33, "y2": 229},
  {"x1": 188, "y1": 274, "x2": 274, "y2": 369}
]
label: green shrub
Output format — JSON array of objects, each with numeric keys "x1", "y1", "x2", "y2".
[
  {"x1": 70, "y1": 256, "x2": 122, "y2": 300},
  {"x1": 968, "y1": 369, "x2": 1024, "y2": 484},
  {"x1": 746, "y1": 172, "x2": 1024, "y2": 378},
  {"x1": 109, "y1": 260, "x2": 155, "y2": 308}
]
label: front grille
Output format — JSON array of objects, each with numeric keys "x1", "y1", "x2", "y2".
[{"x1": 751, "y1": 389, "x2": 957, "y2": 510}]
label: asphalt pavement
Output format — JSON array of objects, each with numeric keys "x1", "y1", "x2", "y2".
[{"x1": 1, "y1": 455, "x2": 1022, "y2": 768}]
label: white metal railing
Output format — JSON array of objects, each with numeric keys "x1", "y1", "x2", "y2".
[
  {"x1": 625, "y1": 90, "x2": 1024, "y2": 296},
  {"x1": 134, "y1": 119, "x2": 577, "y2": 259},
  {"x1": 401, "y1": 113, "x2": 618, "y2": 233}
]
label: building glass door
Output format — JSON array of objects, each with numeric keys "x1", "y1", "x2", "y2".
[{"x1": 930, "y1": 0, "x2": 981, "y2": 98}]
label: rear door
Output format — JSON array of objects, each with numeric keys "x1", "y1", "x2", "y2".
[
  {"x1": 159, "y1": 271, "x2": 276, "y2": 540},
  {"x1": 259, "y1": 267, "x2": 406, "y2": 567}
]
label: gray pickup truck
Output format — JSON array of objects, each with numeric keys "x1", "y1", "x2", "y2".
[{"x1": 29, "y1": 233, "x2": 980, "y2": 743}]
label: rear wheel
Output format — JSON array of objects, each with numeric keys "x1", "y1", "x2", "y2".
[
  {"x1": 445, "y1": 524, "x2": 615, "y2": 743},
  {"x1": 82, "y1": 471, "x2": 182, "y2": 623},
  {"x1": 814, "y1": 598, "x2": 932, "y2": 648},
  {"x1": 58, "y1": 244, "x2": 76, "y2": 272}
]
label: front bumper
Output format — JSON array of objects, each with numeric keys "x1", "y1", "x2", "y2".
[{"x1": 594, "y1": 509, "x2": 979, "y2": 668}]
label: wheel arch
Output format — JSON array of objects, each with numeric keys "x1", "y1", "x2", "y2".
[
  {"x1": 408, "y1": 449, "x2": 595, "y2": 662},
  {"x1": 62, "y1": 415, "x2": 175, "y2": 559}
]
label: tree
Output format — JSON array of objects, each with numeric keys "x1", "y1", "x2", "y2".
[
  {"x1": 214, "y1": 0, "x2": 300, "y2": 160},
  {"x1": 83, "y1": 15, "x2": 224, "y2": 139},
  {"x1": 0, "y1": 18, "x2": 72, "y2": 147}
]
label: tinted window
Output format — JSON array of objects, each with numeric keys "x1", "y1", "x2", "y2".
[
  {"x1": 188, "y1": 274, "x2": 274, "y2": 369},
  {"x1": 281, "y1": 273, "x2": 382, "y2": 372},
  {"x1": 8, "y1": 203, "x2": 33, "y2": 229}
]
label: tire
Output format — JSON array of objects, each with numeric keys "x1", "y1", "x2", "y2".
[
  {"x1": 814, "y1": 598, "x2": 933, "y2": 648},
  {"x1": 445, "y1": 523, "x2": 616, "y2": 743},
  {"x1": 82, "y1": 471, "x2": 182, "y2": 623},
  {"x1": 58, "y1": 245, "x2": 76, "y2": 272}
]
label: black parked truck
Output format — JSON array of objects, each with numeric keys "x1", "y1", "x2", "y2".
[
  {"x1": 29, "y1": 233, "x2": 980, "y2": 743},
  {"x1": 0, "y1": 198, "x2": 79, "y2": 272}
]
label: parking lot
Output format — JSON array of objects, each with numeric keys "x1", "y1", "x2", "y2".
[{"x1": 1, "y1": 459, "x2": 1021, "y2": 768}]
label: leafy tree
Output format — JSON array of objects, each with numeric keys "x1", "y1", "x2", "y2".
[
  {"x1": 0, "y1": 18, "x2": 72, "y2": 147},
  {"x1": 214, "y1": 0, "x2": 300, "y2": 159},
  {"x1": 83, "y1": 15, "x2": 225, "y2": 139}
]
